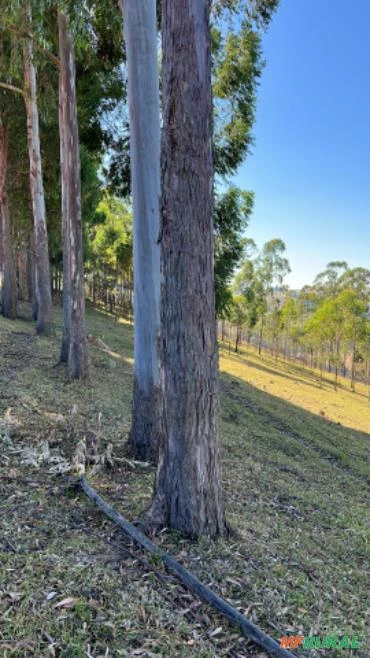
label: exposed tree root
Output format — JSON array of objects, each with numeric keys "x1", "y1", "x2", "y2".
[{"x1": 78, "y1": 476, "x2": 301, "y2": 658}]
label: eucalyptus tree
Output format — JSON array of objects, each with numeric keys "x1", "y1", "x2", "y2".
[
  {"x1": 254, "y1": 239, "x2": 290, "y2": 354},
  {"x1": 0, "y1": 0, "x2": 54, "y2": 334},
  {"x1": 22, "y1": 1, "x2": 54, "y2": 334},
  {"x1": 214, "y1": 187, "x2": 254, "y2": 315},
  {"x1": 0, "y1": 112, "x2": 17, "y2": 319},
  {"x1": 118, "y1": 0, "x2": 162, "y2": 461},
  {"x1": 280, "y1": 297, "x2": 301, "y2": 360},
  {"x1": 230, "y1": 294, "x2": 250, "y2": 352},
  {"x1": 212, "y1": 1, "x2": 280, "y2": 309},
  {"x1": 58, "y1": 9, "x2": 89, "y2": 379},
  {"x1": 233, "y1": 239, "x2": 290, "y2": 355},
  {"x1": 148, "y1": 0, "x2": 226, "y2": 537},
  {"x1": 313, "y1": 261, "x2": 348, "y2": 299},
  {"x1": 340, "y1": 289, "x2": 367, "y2": 391}
]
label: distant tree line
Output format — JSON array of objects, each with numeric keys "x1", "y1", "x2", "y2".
[{"x1": 223, "y1": 258, "x2": 370, "y2": 392}]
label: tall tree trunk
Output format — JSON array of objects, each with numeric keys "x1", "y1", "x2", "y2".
[
  {"x1": 58, "y1": 12, "x2": 89, "y2": 379},
  {"x1": 0, "y1": 117, "x2": 17, "y2": 319},
  {"x1": 149, "y1": 0, "x2": 225, "y2": 538},
  {"x1": 120, "y1": 0, "x2": 162, "y2": 462},
  {"x1": 23, "y1": 6, "x2": 54, "y2": 335},
  {"x1": 58, "y1": 12, "x2": 70, "y2": 364}
]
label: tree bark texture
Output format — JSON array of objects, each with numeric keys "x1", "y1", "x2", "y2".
[
  {"x1": 58, "y1": 12, "x2": 89, "y2": 379},
  {"x1": 58, "y1": 11, "x2": 70, "y2": 364},
  {"x1": 23, "y1": 5, "x2": 54, "y2": 335},
  {"x1": 120, "y1": 0, "x2": 162, "y2": 461},
  {"x1": 150, "y1": 0, "x2": 226, "y2": 537},
  {"x1": 0, "y1": 118, "x2": 17, "y2": 319},
  {"x1": 28, "y1": 228, "x2": 38, "y2": 319}
]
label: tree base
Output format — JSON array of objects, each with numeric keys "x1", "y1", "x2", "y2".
[
  {"x1": 128, "y1": 377, "x2": 163, "y2": 463},
  {"x1": 36, "y1": 321, "x2": 55, "y2": 336},
  {"x1": 142, "y1": 486, "x2": 228, "y2": 540}
]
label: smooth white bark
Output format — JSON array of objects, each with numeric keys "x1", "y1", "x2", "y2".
[{"x1": 121, "y1": 0, "x2": 161, "y2": 392}]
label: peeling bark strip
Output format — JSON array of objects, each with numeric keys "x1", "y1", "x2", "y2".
[
  {"x1": 23, "y1": 2, "x2": 54, "y2": 335},
  {"x1": 0, "y1": 117, "x2": 17, "y2": 319},
  {"x1": 120, "y1": 0, "x2": 162, "y2": 461},
  {"x1": 150, "y1": 0, "x2": 225, "y2": 536},
  {"x1": 58, "y1": 12, "x2": 88, "y2": 379},
  {"x1": 78, "y1": 478, "x2": 299, "y2": 658}
]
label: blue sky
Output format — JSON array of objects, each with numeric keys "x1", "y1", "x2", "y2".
[{"x1": 234, "y1": 0, "x2": 370, "y2": 289}]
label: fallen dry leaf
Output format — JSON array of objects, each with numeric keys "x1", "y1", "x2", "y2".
[
  {"x1": 53, "y1": 596, "x2": 77, "y2": 609},
  {"x1": 209, "y1": 626, "x2": 223, "y2": 637}
]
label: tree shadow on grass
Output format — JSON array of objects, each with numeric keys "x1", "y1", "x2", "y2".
[{"x1": 219, "y1": 369, "x2": 370, "y2": 487}]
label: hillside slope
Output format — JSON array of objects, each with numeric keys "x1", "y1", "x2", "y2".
[{"x1": 0, "y1": 304, "x2": 368, "y2": 657}]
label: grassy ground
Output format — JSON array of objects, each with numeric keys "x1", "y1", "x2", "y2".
[{"x1": 0, "y1": 303, "x2": 368, "y2": 658}]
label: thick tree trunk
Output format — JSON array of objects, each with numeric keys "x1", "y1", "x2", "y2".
[
  {"x1": 149, "y1": 0, "x2": 226, "y2": 538},
  {"x1": 0, "y1": 118, "x2": 17, "y2": 319},
  {"x1": 58, "y1": 12, "x2": 89, "y2": 379},
  {"x1": 120, "y1": 0, "x2": 162, "y2": 462},
  {"x1": 23, "y1": 8, "x2": 54, "y2": 335}
]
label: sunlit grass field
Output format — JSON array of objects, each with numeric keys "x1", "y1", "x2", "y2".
[{"x1": 220, "y1": 342, "x2": 370, "y2": 435}]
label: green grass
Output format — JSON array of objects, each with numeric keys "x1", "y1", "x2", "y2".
[{"x1": 0, "y1": 303, "x2": 368, "y2": 657}]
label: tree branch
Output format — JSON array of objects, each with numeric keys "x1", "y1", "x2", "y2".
[
  {"x1": 7, "y1": 24, "x2": 60, "y2": 70},
  {"x1": 0, "y1": 82, "x2": 24, "y2": 97}
]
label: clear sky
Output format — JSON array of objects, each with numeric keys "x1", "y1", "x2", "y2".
[{"x1": 234, "y1": 0, "x2": 370, "y2": 289}]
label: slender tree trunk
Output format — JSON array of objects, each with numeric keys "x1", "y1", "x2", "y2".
[
  {"x1": 258, "y1": 317, "x2": 264, "y2": 355},
  {"x1": 58, "y1": 12, "x2": 70, "y2": 363},
  {"x1": 334, "y1": 339, "x2": 340, "y2": 391},
  {"x1": 235, "y1": 326, "x2": 241, "y2": 353},
  {"x1": 92, "y1": 274, "x2": 96, "y2": 304},
  {"x1": 23, "y1": 6, "x2": 54, "y2": 335},
  {"x1": 148, "y1": 0, "x2": 226, "y2": 538},
  {"x1": 0, "y1": 118, "x2": 17, "y2": 319},
  {"x1": 0, "y1": 179, "x2": 3, "y2": 276},
  {"x1": 58, "y1": 11, "x2": 89, "y2": 379},
  {"x1": 120, "y1": 0, "x2": 162, "y2": 461},
  {"x1": 350, "y1": 343, "x2": 356, "y2": 391}
]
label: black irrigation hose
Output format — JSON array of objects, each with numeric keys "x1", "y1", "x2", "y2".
[{"x1": 78, "y1": 477, "x2": 300, "y2": 658}]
